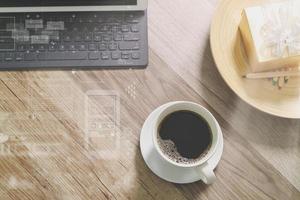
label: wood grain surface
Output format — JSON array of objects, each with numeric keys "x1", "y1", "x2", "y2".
[{"x1": 0, "y1": 0, "x2": 299, "y2": 199}]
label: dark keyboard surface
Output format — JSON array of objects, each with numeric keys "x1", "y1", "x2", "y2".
[{"x1": 0, "y1": 11, "x2": 148, "y2": 69}]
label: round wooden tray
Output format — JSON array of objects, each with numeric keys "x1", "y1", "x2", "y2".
[{"x1": 210, "y1": 0, "x2": 300, "y2": 119}]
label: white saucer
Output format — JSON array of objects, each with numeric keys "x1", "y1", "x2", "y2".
[{"x1": 140, "y1": 102, "x2": 224, "y2": 184}]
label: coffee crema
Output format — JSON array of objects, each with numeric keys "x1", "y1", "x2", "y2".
[{"x1": 157, "y1": 110, "x2": 212, "y2": 165}]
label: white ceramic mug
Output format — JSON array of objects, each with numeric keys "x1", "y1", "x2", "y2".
[{"x1": 152, "y1": 101, "x2": 221, "y2": 184}]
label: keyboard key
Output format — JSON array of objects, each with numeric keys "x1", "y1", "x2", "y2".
[
  {"x1": 89, "y1": 51, "x2": 100, "y2": 60},
  {"x1": 38, "y1": 52, "x2": 88, "y2": 60},
  {"x1": 111, "y1": 25, "x2": 119, "y2": 32},
  {"x1": 25, "y1": 19, "x2": 43, "y2": 29},
  {"x1": 4, "y1": 53, "x2": 14, "y2": 61},
  {"x1": 119, "y1": 42, "x2": 140, "y2": 50},
  {"x1": 131, "y1": 25, "x2": 139, "y2": 32},
  {"x1": 59, "y1": 44, "x2": 66, "y2": 51},
  {"x1": 132, "y1": 52, "x2": 140, "y2": 59},
  {"x1": 17, "y1": 45, "x2": 26, "y2": 52},
  {"x1": 52, "y1": 36, "x2": 60, "y2": 41},
  {"x1": 66, "y1": 14, "x2": 76, "y2": 23},
  {"x1": 87, "y1": 18, "x2": 95, "y2": 23},
  {"x1": 84, "y1": 34, "x2": 93, "y2": 42},
  {"x1": 114, "y1": 34, "x2": 122, "y2": 41},
  {"x1": 111, "y1": 52, "x2": 120, "y2": 60},
  {"x1": 97, "y1": 18, "x2": 104, "y2": 23},
  {"x1": 103, "y1": 34, "x2": 113, "y2": 41},
  {"x1": 124, "y1": 34, "x2": 140, "y2": 41},
  {"x1": 77, "y1": 44, "x2": 87, "y2": 51},
  {"x1": 29, "y1": 45, "x2": 36, "y2": 52},
  {"x1": 35, "y1": 14, "x2": 41, "y2": 19},
  {"x1": 101, "y1": 52, "x2": 109, "y2": 60},
  {"x1": 49, "y1": 45, "x2": 57, "y2": 51},
  {"x1": 93, "y1": 26, "x2": 100, "y2": 32},
  {"x1": 107, "y1": 18, "x2": 119, "y2": 23},
  {"x1": 88, "y1": 43, "x2": 97, "y2": 51},
  {"x1": 99, "y1": 43, "x2": 107, "y2": 51},
  {"x1": 100, "y1": 25, "x2": 110, "y2": 32},
  {"x1": 108, "y1": 43, "x2": 118, "y2": 51},
  {"x1": 68, "y1": 44, "x2": 76, "y2": 51},
  {"x1": 94, "y1": 34, "x2": 102, "y2": 42},
  {"x1": 38, "y1": 45, "x2": 46, "y2": 51},
  {"x1": 121, "y1": 25, "x2": 130, "y2": 32},
  {"x1": 24, "y1": 53, "x2": 37, "y2": 61},
  {"x1": 15, "y1": 53, "x2": 24, "y2": 61},
  {"x1": 121, "y1": 52, "x2": 130, "y2": 59},
  {"x1": 63, "y1": 35, "x2": 72, "y2": 42},
  {"x1": 0, "y1": 53, "x2": 3, "y2": 61},
  {"x1": 77, "y1": 18, "x2": 84, "y2": 23},
  {"x1": 126, "y1": 15, "x2": 139, "y2": 24},
  {"x1": 82, "y1": 26, "x2": 89, "y2": 32},
  {"x1": 74, "y1": 35, "x2": 82, "y2": 42}
]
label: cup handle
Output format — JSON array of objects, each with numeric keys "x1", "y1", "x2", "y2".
[{"x1": 197, "y1": 162, "x2": 216, "y2": 184}]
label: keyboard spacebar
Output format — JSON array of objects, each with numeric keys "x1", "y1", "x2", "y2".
[{"x1": 38, "y1": 52, "x2": 88, "y2": 61}]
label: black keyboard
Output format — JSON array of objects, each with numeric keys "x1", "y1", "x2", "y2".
[{"x1": 0, "y1": 11, "x2": 148, "y2": 69}]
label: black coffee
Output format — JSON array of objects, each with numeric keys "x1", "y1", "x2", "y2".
[{"x1": 158, "y1": 110, "x2": 212, "y2": 164}]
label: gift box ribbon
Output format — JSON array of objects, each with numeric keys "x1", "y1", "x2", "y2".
[{"x1": 260, "y1": 1, "x2": 300, "y2": 58}]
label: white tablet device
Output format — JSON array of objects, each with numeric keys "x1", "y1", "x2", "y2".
[{"x1": 0, "y1": 0, "x2": 148, "y2": 13}]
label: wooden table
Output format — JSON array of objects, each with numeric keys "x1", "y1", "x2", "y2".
[{"x1": 0, "y1": 0, "x2": 299, "y2": 199}]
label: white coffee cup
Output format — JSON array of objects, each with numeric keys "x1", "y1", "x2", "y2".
[{"x1": 152, "y1": 101, "x2": 221, "y2": 184}]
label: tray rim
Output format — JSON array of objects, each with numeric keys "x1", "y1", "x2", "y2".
[{"x1": 210, "y1": 0, "x2": 300, "y2": 119}]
